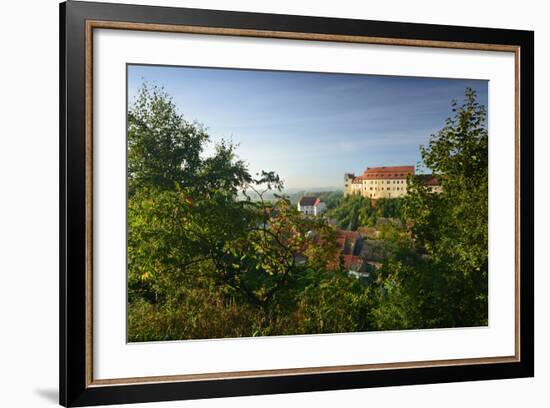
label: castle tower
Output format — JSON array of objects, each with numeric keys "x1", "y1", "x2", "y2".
[{"x1": 344, "y1": 173, "x2": 355, "y2": 196}]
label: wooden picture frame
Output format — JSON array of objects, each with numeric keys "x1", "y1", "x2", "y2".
[{"x1": 60, "y1": 1, "x2": 534, "y2": 406}]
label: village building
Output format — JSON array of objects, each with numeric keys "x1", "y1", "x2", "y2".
[
  {"x1": 297, "y1": 196, "x2": 327, "y2": 216},
  {"x1": 344, "y1": 165, "x2": 441, "y2": 198},
  {"x1": 333, "y1": 230, "x2": 368, "y2": 275},
  {"x1": 336, "y1": 230, "x2": 363, "y2": 257},
  {"x1": 415, "y1": 174, "x2": 443, "y2": 194}
]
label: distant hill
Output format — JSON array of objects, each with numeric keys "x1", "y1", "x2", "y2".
[
  {"x1": 283, "y1": 186, "x2": 343, "y2": 194},
  {"x1": 240, "y1": 187, "x2": 343, "y2": 203},
  {"x1": 286, "y1": 190, "x2": 343, "y2": 207}
]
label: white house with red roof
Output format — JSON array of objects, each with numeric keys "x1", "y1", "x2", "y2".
[{"x1": 297, "y1": 196, "x2": 327, "y2": 216}]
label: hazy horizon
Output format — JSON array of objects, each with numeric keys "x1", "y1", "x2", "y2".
[{"x1": 128, "y1": 65, "x2": 488, "y2": 190}]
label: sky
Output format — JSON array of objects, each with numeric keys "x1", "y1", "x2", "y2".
[{"x1": 127, "y1": 65, "x2": 488, "y2": 190}]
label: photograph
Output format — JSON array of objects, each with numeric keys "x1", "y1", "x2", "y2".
[{"x1": 126, "y1": 65, "x2": 489, "y2": 342}]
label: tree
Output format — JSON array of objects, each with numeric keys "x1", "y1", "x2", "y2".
[
  {"x1": 127, "y1": 84, "x2": 251, "y2": 196},
  {"x1": 325, "y1": 194, "x2": 404, "y2": 230},
  {"x1": 127, "y1": 84, "x2": 256, "y2": 304},
  {"x1": 372, "y1": 88, "x2": 489, "y2": 329},
  {"x1": 127, "y1": 84, "x2": 347, "y2": 338}
]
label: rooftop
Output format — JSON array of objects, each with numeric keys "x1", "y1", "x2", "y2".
[
  {"x1": 299, "y1": 196, "x2": 320, "y2": 206},
  {"x1": 362, "y1": 165, "x2": 415, "y2": 180},
  {"x1": 337, "y1": 230, "x2": 361, "y2": 242},
  {"x1": 416, "y1": 174, "x2": 440, "y2": 186},
  {"x1": 342, "y1": 254, "x2": 363, "y2": 270}
]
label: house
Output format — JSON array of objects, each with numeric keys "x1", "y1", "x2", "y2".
[
  {"x1": 416, "y1": 174, "x2": 443, "y2": 193},
  {"x1": 342, "y1": 254, "x2": 363, "y2": 272},
  {"x1": 325, "y1": 229, "x2": 363, "y2": 271},
  {"x1": 297, "y1": 196, "x2": 326, "y2": 216},
  {"x1": 337, "y1": 230, "x2": 363, "y2": 256}
]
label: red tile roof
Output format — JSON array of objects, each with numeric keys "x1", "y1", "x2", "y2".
[
  {"x1": 324, "y1": 230, "x2": 363, "y2": 269},
  {"x1": 336, "y1": 237, "x2": 346, "y2": 250},
  {"x1": 342, "y1": 255, "x2": 363, "y2": 270},
  {"x1": 337, "y1": 230, "x2": 361, "y2": 242},
  {"x1": 299, "y1": 196, "x2": 321, "y2": 206},
  {"x1": 362, "y1": 165, "x2": 414, "y2": 180},
  {"x1": 416, "y1": 174, "x2": 440, "y2": 186}
]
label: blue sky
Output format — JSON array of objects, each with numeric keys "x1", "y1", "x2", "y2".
[{"x1": 128, "y1": 65, "x2": 488, "y2": 190}]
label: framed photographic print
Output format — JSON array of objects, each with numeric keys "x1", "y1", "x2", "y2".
[{"x1": 59, "y1": 1, "x2": 534, "y2": 406}]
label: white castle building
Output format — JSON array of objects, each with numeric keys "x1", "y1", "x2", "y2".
[{"x1": 344, "y1": 165, "x2": 440, "y2": 199}]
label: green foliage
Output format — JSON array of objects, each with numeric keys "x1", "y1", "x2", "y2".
[
  {"x1": 326, "y1": 194, "x2": 404, "y2": 230},
  {"x1": 371, "y1": 88, "x2": 489, "y2": 329},
  {"x1": 288, "y1": 268, "x2": 373, "y2": 334},
  {"x1": 128, "y1": 289, "x2": 262, "y2": 341},
  {"x1": 128, "y1": 269, "x2": 374, "y2": 341}
]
